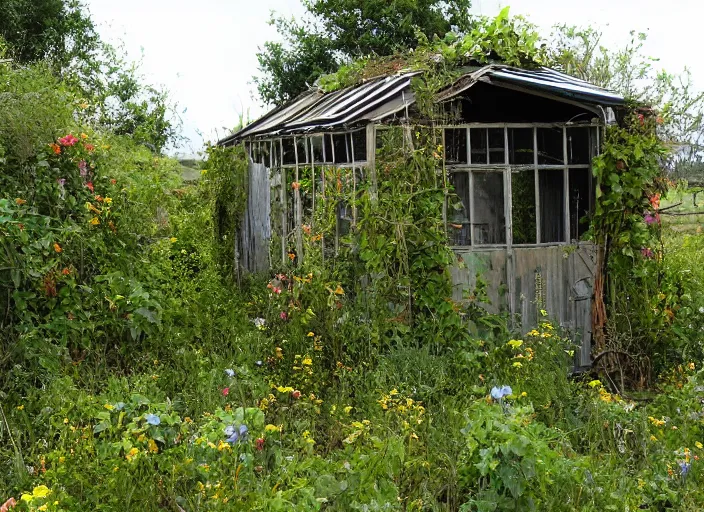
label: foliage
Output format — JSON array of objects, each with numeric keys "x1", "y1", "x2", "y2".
[{"x1": 254, "y1": 0, "x2": 473, "y2": 106}]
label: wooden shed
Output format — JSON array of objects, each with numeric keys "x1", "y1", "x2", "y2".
[{"x1": 219, "y1": 64, "x2": 625, "y2": 368}]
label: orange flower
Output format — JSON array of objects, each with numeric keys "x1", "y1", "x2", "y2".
[
  {"x1": 302, "y1": 224, "x2": 311, "y2": 235},
  {"x1": 649, "y1": 193, "x2": 660, "y2": 210},
  {"x1": 53, "y1": 243, "x2": 62, "y2": 253},
  {"x1": 62, "y1": 268, "x2": 71, "y2": 276},
  {"x1": 110, "y1": 179, "x2": 117, "y2": 185},
  {"x1": 81, "y1": 133, "x2": 88, "y2": 139},
  {"x1": 49, "y1": 143, "x2": 61, "y2": 155},
  {"x1": 14, "y1": 198, "x2": 26, "y2": 205},
  {"x1": 95, "y1": 195, "x2": 103, "y2": 202},
  {"x1": 291, "y1": 182, "x2": 300, "y2": 190},
  {"x1": 288, "y1": 252, "x2": 296, "y2": 261},
  {"x1": 84, "y1": 143, "x2": 95, "y2": 152}
]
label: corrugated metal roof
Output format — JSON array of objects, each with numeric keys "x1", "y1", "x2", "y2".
[{"x1": 220, "y1": 64, "x2": 624, "y2": 145}]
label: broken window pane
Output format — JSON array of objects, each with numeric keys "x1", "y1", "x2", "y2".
[
  {"x1": 323, "y1": 134, "x2": 334, "y2": 163},
  {"x1": 569, "y1": 168, "x2": 591, "y2": 239},
  {"x1": 296, "y1": 137, "x2": 309, "y2": 164},
  {"x1": 488, "y1": 128, "x2": 505, "y2": 164},
  {"x1": 567, "y1": 127, "x2": 590, "y2": 165},
  {"x1": 444, "y1": 128, "x2": 468, "y2": 164},
  {"x1": 511, "y1": 170, "x2": 537, "y2": 244},
  {"x1": 272, "y1": 140, "x2": 281, "y2": 167},
  {"x1": 351, "y1": 130, "x2": 366, "y2": 162},
  {"x1": 333, "y1": 134, "x2": 349, "y2": 163},
  {"x1": 539, "y1": 170, "x2": 565, "y2": 242},
  {"x1": 470, "y1": 128, "x2": 488, "y2": 164},
  {"x1": 448, "y1": 171, "x2": 471, "y2": 245},
  {"x1": 508, "y1": 128, "x2": 534, "y2": 165},
  {"x1": 259, "y1": 141, "x2": 270, "y2": 166},
  {"x1": 537, "y1": 127, "x2": 564, "y2": 165},
  {"x1": 282, "y1": 138, "x2": 296, "y2": 165},
  {"x1": 311, "y1": 136, "x2": 324, "y2": 163},
  {"x1": 473, "y1": 172, "x2": 506, "y2": 244}
]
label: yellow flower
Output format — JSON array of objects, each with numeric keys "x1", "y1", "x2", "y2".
[
  {"x1": 588, "y1": 380, "x2": 602, "y2": 388},
  {"x1": 63, "y1": 417, "x2": 69, "y2": 424},
  {"x1": 276, "y1": 386, "x2": 294, "y2": 393},
  {"x1": 126, "y1": 447, "x2": 139, "y2": 461},
  {"x1": 217, "y1": 440, "x2": 231, "y2": 451},
  {"x1": 689, "y1": 362, "x2": 696, "y2": 371},
  {"x1": 104, "y1": 403, "x2": 114, "y2": 410},
  {"x1": 265, "y1": 424, "x2": 280, "y2": 433},
  {"x1": 334, "y1": 285, "x2": 344, "y2": 295},
  {"x1": 275, "y1": 347, "x2": 283, "y2": 359},
  {"x1": 302, "y1": 357, "x2": 313, "y2": 366},
  {"x1": 16, "y1": 405, "x2": 24, "y2": 410},
  {"x1": 512, "y1": 362, "x2": 523, "y2": 368},
  {"x1": 507, "y1": 339, "x2": 523, "y2": 349},
  {"x1": 521, "y1": 392, "x2": 527, "y2": 397},
  {"x1": 148, "y1": 439, "x2": 159, "y2": 453},
  {"x1": 696, "y1": 441, "x2": 703, "y2": 449},
  {"x1": 38, "y1": 505, "x2": 48, "y2": 511},
  {"x1": 103, "y1": 197, "x2": 112, "y2": 205},
  {"x1": 169, "y1": 237, "x2": 177, "y2": 243},
  {"x1": 648, "y1": 416, "x2": 666, "y2": 427},
  {"x1": 32, "y1": 485, "x2": 51, "y2": 498},
  {"x1": 650, "y1": 435, "x2": 658, "y2": 442},
  {"x1": 90, "y1": 217, "x2": 100, "y2": 225},
  {"x1": 344, "y1": 406, "x2": 353, "y2": 414},
  {"x1": 307, "y1": 332, "x2": 315, "y2": 337},
  {"x1": 58, "y1": 456, "x2": 65, "y2": 463}
]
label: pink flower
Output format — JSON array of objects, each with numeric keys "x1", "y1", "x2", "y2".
[
  {"x1": 58, "y1": 134, "x2": 79, "y2": 147},
  {"x1": 222, "y1": 387, "x2": 229, "y2": 396},
  {"x1": 279, "y1": 311, "x2": 287, "y2": 320},
  {"x1": 255, "y1": 438, "x2": 265, "y2": 451},
  {"x1": 641, "y1": 247, "x2": 654, "y2": 259},
  {"x1": 292, "y1": 390, "x2": 301, "y2": 399},
  {"x1": 0, "y1": 497, "x2": 17, "y2": 512},
  {"x1": 57, "y1": 178, "x2": 66, "y2": 187},
  {"x1": 275, "y1": 287, "x2": 282, "y2": 295},
  {"x1": 644, "y1": 212, "x2": 657, "y2": 225}
]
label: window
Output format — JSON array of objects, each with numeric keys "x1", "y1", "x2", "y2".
[
  {"x1": 445, "y1": 128, "x2": 468, "y2": 164},
  {"x1": 296, "y1": 137, "x2": 309, "y2": 164},
  {"x1": 333, "y1": 134, "x2": 349, "y2": 163},
  {"x1": 311, "y1": 136, "x2": 324, "y2": 163},
  {"x1": 473, "y1": 172, "x2": 505, "y2": 244},
  {"x1": 448, "y1": 171, "x2": 471, "y2": 245},
  {"x1": 282, "y1": 138, "x2": 296, "y2": 165},
  {"x1": 445, "y1": 125, "x2": 596, "y2": 246},
  {"x1": 351, "y1": 130, "x2": 367, "y2": 162}
]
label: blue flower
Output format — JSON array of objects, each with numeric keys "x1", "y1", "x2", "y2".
[
  {"x1": 225, "y1": 423, "x2": 249, "y2": 444},
  {"x1": 680, "y1": 461, "x2": 691, "y2": 477},
  {"x1": 115, "y1": 402, "x2": 125, "y2": 411},
  {"x1": 225, "y1": 368, "x2": 235, "y2": 378},
  {"x1": 490, "y1": 385, "x2": 513, "y2": 400},
  {"x1": 145, "y1": 413, "x2": 161, "y2": 426}
]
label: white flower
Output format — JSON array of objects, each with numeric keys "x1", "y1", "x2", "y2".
[
  {"x1": 224, "y1": 368, "x2": 235, "y2": 378},
  {"x1": 252, "y1": 318, "x2": 266, "y2": 329}
]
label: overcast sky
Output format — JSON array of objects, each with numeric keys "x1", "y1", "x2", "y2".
[{"x1": 85, "y1": 0, "x2": 702, "y2": 157}]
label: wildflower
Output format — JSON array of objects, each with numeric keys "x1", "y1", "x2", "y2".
[
  {"x1": 85, "y1": 144, "x2": 95, "y2": 152},
  {"x1": 81, "y1": 133, "x2": 88, "y2": 139},
  {"x1": 103, "y1": 403, "x2": 114, "y2": 411},
  {"x1": 302, "y1": 357, "x2": 312, "y2": 366},
  {"x1": 14, "y1": 198, "x2": 26, "y2": 205},
  {"x1": 334, "y1": 285, "x2": 344, "y2": 295},
  {"x1": 280, "y1": 311, "x2": 288, "y2": 320},
  {"x1": 1, "y1": 498, "x2": 17, "y2": 512},
  {"x1": 650, "y1": 435, "x2": 658, "y2": 441},
  {"x1": 57, "y1": 178, "x2": 66, "y2": 187},
  {"x1": 679, "y1": 461, "x2": 691, "y2": 477},
  {"x1": 225, "y1": 424, "x2": 248, "y2": 444},
  {"x1": 85, "y1": 181, "x2": 94, "y2": 192},
  {"x1": 126, "y1": 447, "x2": 139, "y2": 461},
  {"x1": 222, "y1": 387, "x2": 229, "y2": 397},
  {"x1": 288, "y1": 252, "x2": 296, "y2": 261},
  {"x1": 225, "y1": 368, "x2": 235, "y2": 378},
  {"x1": 252, "y1": 317, "x2": 266, "y2": 329},
  {"x1": 49, "y1": 143, "x2": 61, "y2": 154},
  {"x1": 255, "y1": 438, "x2": 265, "y2": 451},
  {"x1": 648, "y1": 416, "x2": 666, "y2": 427},
  {"x1": 275, "y1": 347, "x2": 283, "y2": 359},
  {"x1": 255, "y1": 360, "x2": 263, "y2": 367},
  {"x1": 53, "y1": 243, "x2": 62, "y2": 253},
  {"x1": 641, "y1": 247, "x2": 654, "y2": 259},
  {"x1": 643, "y1": 212, "x2": 658, "y2": 225},
  {"x1": 276, "y1": 386, "x2": 294, "y2": 393},
  {"x1": 507, "y1": 339, "x2": 523, "y2": 349},
  {"x1": 302, "y1": 224, "x2": 311, "y2": 235},
  {"x1": 696, "y1": 442, "x2": 703, "y2": 449},
  {"x1": 148, "y1": 439, "x2": 158, "y2": 453},
  {"x1": 588, "y1": 380, "x2": 602, "y2": 388},
  {"x1": 344, "y1": 406, "x2": 353, "y2": 414},
  {"x1": 110, "y1": 179, "x2": 117, "y2": 185},
  {"x1": 490, "y1": 386, "x2": 512, "y2": 400},
  {"x1": 689, "y1": 362, "x2": 695, "y2": 371},
  {"x1": 265, "y1": 424, "x2": 280, "y2": 433},
  {"x1": 307, "y1": 332, "x2": 315, "y2": 337},
  {"x1": 145, "y1": 414, "x2": 161, "y2": 426},
  {"x1": 512, "y1": 361, "x2": 523, "y2": 368},
  {"x1": 16, "y1": 405, "x2": 23, "y2": 411},
  {"x1": 78, "y1": 160, "x2": 88, "y2": 176},
  {"x1": 292, "y1": 390, "x2": 301, "y2": 399},
  {"x1": 291, "y1": 182, "x2": 300, "y2": 190},
  {"x1": 58, "y1": 134, "x2": 78, "y2": 147},
  {"x1": 63, "y1": 418, "x2": 69, "y2": 424}
]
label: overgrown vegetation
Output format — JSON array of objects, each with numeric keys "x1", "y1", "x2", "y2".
[{"x1": 2, "y1": 3, "x2": 704, "y2": 511}]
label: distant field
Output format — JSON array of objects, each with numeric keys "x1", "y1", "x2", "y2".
[{"x1": 661, "y1": 188, "x2": 704, "y2": 233}]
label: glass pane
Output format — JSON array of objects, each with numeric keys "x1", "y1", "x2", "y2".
[
  {"x1": 296, "y1": 137, "x2": 309, "y2": 164},
  {"x1": 351, "y1": 130, "x2": 366, "y2": 162},
  {"x1": 444, "y1": 128, "x2": 468, "y2": 164},
  {"x1": 537, "y1": 128, "x2": 564, "y2": 165},
  {"x1": 470, "y1": 128, "x2": 487, "y2": 164},
  {"x1": 511, "y1": 171, "x2": 536, "y2": 244},
  {"x1": 569, "y1": 168, "x2": 591, "y2": 239},
  {"x1": 567, "y1": 127, "x2": 590, "y2": 165},
  {"x1": 273, "y1": 140, "x2": 281, "y2": 167},
  {"x1": 311, "y1": 136, "x2": 324, "y2": 163},
  {"x1": 508, "y1": 128, "x2": 534, "y2": 165},
  {"x1": 473, "y1": 172, "x2": 505, "y2": 244},
  {"x1": 488, "y1": 128, "x2": 505, "y2": 164},
  {"x1": 448, "y1": 171, "x2": 471, "y2": 245},
  {"x1": 539, "y1": 170, "x2": 565, "y2": 243},
  {"x1": 282, "y1": 138, "x2": 296, "y2": 165},
  {"x1": 333, "y1": 134, "x2": 348, "y2": 163}
]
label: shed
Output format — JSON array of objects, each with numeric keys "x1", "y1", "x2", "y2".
[{"x1": 219, "y1": 63, "x2": 625, "y2": 368}]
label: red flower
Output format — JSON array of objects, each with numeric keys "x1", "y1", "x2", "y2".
[
  {"x1": 58, "y1": 134, "x2": 79, "y2": 147},
  {"x1": 279, "y1": 311, "x2": 287, "y2": 320},
  {"x1": 85, "y1": 181, "x2": 94, "y2": 192},
  {"x1": 292, "y1": 390, "x2": 301, "y2": 399},
  {"x1": 85, "y1": 143, "x2": 95, "y2": 152},
  {"x1": 110, "y1": 179, "x2": 117, "y2": 185},
  {"x1": 255, "y1": 438, "x2": 265, "y2": 451},
  {"x1": 222, "y1": 387, "x2": 229, "y2": 396}
]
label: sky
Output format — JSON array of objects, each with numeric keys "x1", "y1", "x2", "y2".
[{"x1": 85, "y1": 0, "x2": 703, "y2": 157}]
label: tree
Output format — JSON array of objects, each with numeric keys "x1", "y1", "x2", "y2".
[{"x1": 255, "y1": 0, "x2": 473, "y2": 106}]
